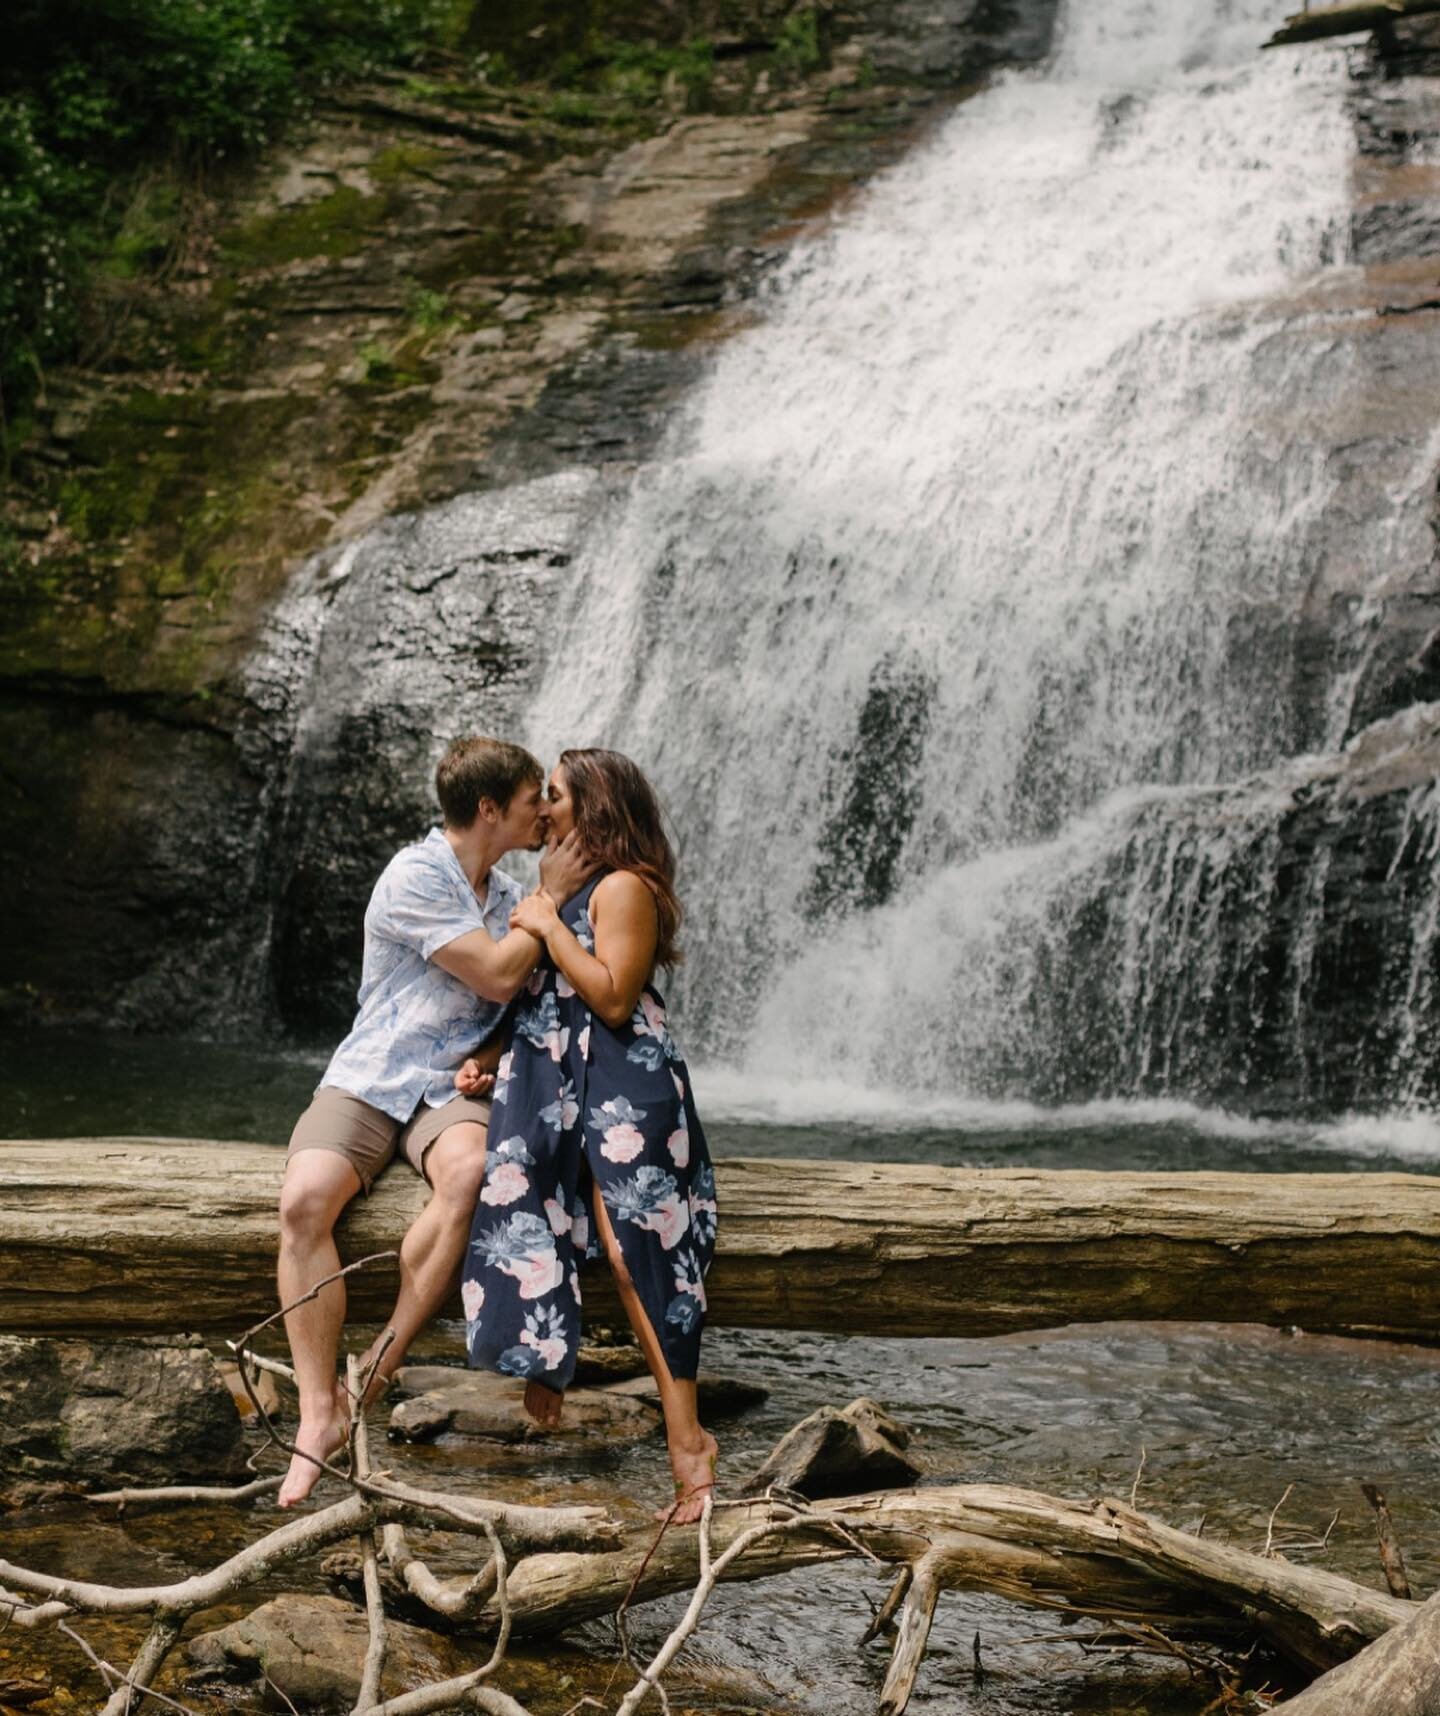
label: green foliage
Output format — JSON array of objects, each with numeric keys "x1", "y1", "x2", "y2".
[
  {"x1": 406, "y1": 282, "x2": 456, "y2": 335},
  {"x1": 538, "y1": 33, "x2": 714, "y2": 127},
  {"x1": 0, "y1": 0, "x2": 465, "y2": 428},
  {"x1": 772, "y1": 7, "x2": 822, "y2": 78}
]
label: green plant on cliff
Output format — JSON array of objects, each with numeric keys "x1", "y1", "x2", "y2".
[
  {"x1": 772, "y1": 7, "x2": 823, "y2": 79},
  {"x1": 0, "y1": 0, "x2": 468, "y2": 443}
]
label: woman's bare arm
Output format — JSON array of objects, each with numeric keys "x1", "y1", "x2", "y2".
[{"x1": 509, "y1": 872, "x2": 658, "y2": 1030}]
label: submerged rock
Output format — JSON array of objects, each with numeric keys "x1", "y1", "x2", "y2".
[
  {"x1": 0, "y1": 1335, "x2": 246, "y2": 1501},
  {"x1": 740, "y1": 1396, "x2": 920, "y2": 1499},
  {"x1": 604, "y1": 1371, "x2": 771, "y2": 1417},
  {"x1": 388, "y1": 1369, "x2": 658, "y2": 1444},
  {"x1": 187, "y1": 1593, "x2": 468, "y2": 1705}
]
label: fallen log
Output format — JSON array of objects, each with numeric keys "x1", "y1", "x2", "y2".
[
  {"x1": 460, "y1": 1484, "x2": 1411, "y2": 1674},
  {"x1": 1264, "y1": 0, "x2": 1440, "y2": 47},
  {"x1": 1277, "y1": 1590, "x2": 1440, "y2": 1713},
  {"x1": 3, "y1": 1139, "x2": 1440, "y2": 1341}
]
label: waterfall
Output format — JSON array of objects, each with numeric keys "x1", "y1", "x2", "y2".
[{"x1": 521, "y1": 0, "x2": 1418, "y2": 1111}]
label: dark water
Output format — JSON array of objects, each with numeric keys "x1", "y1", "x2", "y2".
[{"x1": 4, "y1": 1029, "x2": 1439, "y2": 1713}]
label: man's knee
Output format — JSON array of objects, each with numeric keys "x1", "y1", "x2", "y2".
[
  {"x1": 425, "y1": 1124, "x2": 488, "y2": 1209},
  {"x1": 279, "y1": 1152, "x2": 360, "y2": 1242}
]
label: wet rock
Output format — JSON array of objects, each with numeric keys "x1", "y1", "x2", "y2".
[
  {"x1": 740, "y1": 1396, "x2": 920, "y2": 1499},
  {"x1": 187, "y1": 1593, "x2": 467, "y2": 1705},
  {"x1": 0, "y1": 1336, "x2": 247, "y2": 1500},
  {"x1": 573, "y1": 1329, "x2": 650, "y2": 1384},
  {"x1": 604, "y1": 1372, "x2": 771, "y2": 1417},
  {"x1": 388, "y1": 1370, "x2": 658, "y2": 1444}
]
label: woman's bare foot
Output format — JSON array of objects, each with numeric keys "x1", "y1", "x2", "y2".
[
  {"x1": 524, "y1": 1378, "x2": 565, "y2": 1427},
  {"x1": 660, "y1": 1429, "x2": 718, "y2": 1525},
  {"x1": 278, "y1": 1384, "x2": 349, "y2": 1508}
]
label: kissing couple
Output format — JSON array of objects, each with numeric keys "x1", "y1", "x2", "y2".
[{"x1": 275, "y1": 736, "x2": 718, "y2": 1521}]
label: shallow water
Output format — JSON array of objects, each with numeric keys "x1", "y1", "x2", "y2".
[{"x1": 3, "y1": 1028, "x2": 1438, "y2": 1712}]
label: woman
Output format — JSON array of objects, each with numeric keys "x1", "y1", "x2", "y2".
[{"x1": 456, "y1": 749, "x2": 719, "y2": 1521}]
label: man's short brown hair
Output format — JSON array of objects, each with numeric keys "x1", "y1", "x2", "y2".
[{"x1": 435, "y1": 736, "x2": 542, "y2": 828}]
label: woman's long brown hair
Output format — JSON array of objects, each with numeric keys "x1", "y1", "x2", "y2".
[{"x1": 559, "y1": 748, "x2": 682, "y2": 969}]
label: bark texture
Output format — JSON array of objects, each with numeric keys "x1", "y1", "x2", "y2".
[{"x1": 3, "y1": 1139, "x2": 1439, "y2": 1340}]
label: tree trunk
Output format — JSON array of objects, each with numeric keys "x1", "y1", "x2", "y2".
[{"x1": 3, "y1": 1139, "x2": 1440, "y2": 1341}]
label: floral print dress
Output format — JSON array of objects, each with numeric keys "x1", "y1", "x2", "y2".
[{"x1": 461, "y1": 871, "x2": 717, "y2": 1389}]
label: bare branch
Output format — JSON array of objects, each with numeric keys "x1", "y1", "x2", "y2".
[
  {"x1": 89, "y1": 1478, "x2": 283, "y2": 1509},
  {"x1": 349, "y1": 1355, "x2": 388, "y2": 1716},
  {"x1": 98, "y1": 1612, "x2": 185, "y2": 1716}
]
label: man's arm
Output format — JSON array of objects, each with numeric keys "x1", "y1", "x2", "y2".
[
  {"x1": 431, "y1": 830, "x2": 595, "y2": 1003},
  {"x1": 432, "y1": 924, "x2": 541, "y2": 1004}
]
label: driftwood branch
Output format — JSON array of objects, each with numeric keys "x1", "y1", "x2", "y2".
[
  {"x1": 1360, "y1": 1482, "x2": 1415, "y2": 1601},
  {"x1": 6, "y1": 1140, "x2": 1440, "y2": 1341}
]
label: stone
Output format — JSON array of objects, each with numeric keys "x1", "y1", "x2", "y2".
[
  {"x1": 603, "y1": 1371, "x2": 771, "y2": 1417},
  {"x1": 186, "y1": 1593, "x2": 469, "y2": 1705},
  {"x1": 388, "y1": 1369, "x2": 658, "y2": 1445},
  {"x1": 739, "y1": 1396, "x2": 921, "y2": 1500},
  {"x1": 0, "y1": 1335, "x2": 247, "y2": 1500}
]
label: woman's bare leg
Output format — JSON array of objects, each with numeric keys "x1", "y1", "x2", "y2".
[{"x1": 591, "y1": 1187, "x2": 716, "y2": 1523}]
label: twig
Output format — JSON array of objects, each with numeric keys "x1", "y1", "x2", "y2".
[
  {"x1": 52, "y1": 1615, "x2": 195, "y2": 1716},
  {"x1": 1263, "y1": 1484, "x2": 1294, "y2": 1557},
  {"x1": 222, "y1": 1346, "x2": 297, "y2": 1384},
  {"x1": 1130, "y1": 1445, "x2": 1147, "y2": 1510},
  {"x1": 98, "y1": 1612, "x2": 185, "y2": 1716},
  {"x1": 89, "y1": 1477, "x2": 283, "y2": 1509},
  {"x1": 354, "y1": 1519, "x2": 516, "y2": 1716},
  {"x1": 349, "y1": 1356, "x2": 388, "y2": 1716},
  {"x1": 1361, "y1": 1482, "x2": 1415, "y2": 1599}
]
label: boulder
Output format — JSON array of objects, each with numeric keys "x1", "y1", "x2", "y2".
[
  {"x1": 0, "y1": 1335, "x2": 246, "y2": 1500},
  {"x1": 388, "y1": 1370, "x2": 658, "y2": 1445},
  {"x1": 603, "y1": 1372, "x2": 770, "y2": 1417},
  {"x1": 739, "y1": 1397, "x2": 920, "y2": 1500},
  {"x1": 187, "y1": 1593, "x2": 470, "y2": 1706}
]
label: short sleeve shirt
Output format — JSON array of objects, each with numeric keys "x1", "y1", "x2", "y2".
[{"x1": 320, "y1": 829, "x2": 525, "y2": 1121}]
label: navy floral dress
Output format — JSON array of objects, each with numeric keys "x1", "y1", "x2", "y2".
[{"x1": 461, "y1": 872, "x2": 717, "y2": 1390}]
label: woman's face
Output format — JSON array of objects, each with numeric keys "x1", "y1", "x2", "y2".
[{"x1": 544, "y1": 765, "x2": 576, "y2": 842}]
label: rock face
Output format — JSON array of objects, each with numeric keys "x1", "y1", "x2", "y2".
[
  {"x1": 187, "y1": 1593, "x2": 469, "y2": 1705},
  {"x1": 0, "y1": 1335, "x2": 247, "y2": 1500}
]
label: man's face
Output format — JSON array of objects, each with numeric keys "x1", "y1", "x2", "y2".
[{"x1": 494, "y1": 777, "x2": 546, "y2": 852}]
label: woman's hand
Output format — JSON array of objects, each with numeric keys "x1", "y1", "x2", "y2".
[
  {"x1": 511, "y1": 889, "x2": 561, "y2": 941},
  {"x1": 456, "y1": 1059, "x2": 495, "y2": 1097}
]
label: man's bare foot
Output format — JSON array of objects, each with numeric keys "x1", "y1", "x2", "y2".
[
  {"x1": 660, "y1": 1429, "x2": 718, "y2": 1525},
  {"x1": 278, "y1": 1386, "x2": 349, "y2": 1508},
  {"x1": 524, "y1": 1378, "x2": 564, "y2": 1427}
]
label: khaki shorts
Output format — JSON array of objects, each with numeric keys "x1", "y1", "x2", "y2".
[{"x1": 286, "y1": 1086, "x2": 493, "y2": 1193}]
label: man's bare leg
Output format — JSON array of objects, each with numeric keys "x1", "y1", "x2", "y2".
[
  {"x1": 276, "y1": 1150, "x2": 363, "y2": 1508},
  {"x1": 592, "y1": 1187, "x2": 717, "y2": 1525},
  {"x1": 355, "y1": 1123, "x2": 488, "y2": 1394}
]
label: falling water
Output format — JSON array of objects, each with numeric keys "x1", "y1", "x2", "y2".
[{"x1": 517, "y1": 0, "x2": 1440, "y2": 1115}]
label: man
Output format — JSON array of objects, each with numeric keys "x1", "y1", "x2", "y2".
[{"x1": 276, "y1": 734, "x2": 590, "y2": 1507}]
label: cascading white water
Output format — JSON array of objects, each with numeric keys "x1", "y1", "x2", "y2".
[{"x1": 524, "y1": 0, "x2": 1393, "y2": 1107}]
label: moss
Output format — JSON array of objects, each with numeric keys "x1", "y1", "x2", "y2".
[
  {"x1": 1, "y1": 385, "x2": 317, "y2": 692},
  {"x1": 219, "y1": 185, "x2": 388, "y2": 268},
  {"x1": 369, "y1": 142, "x2": 446, "y2": 184}
]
